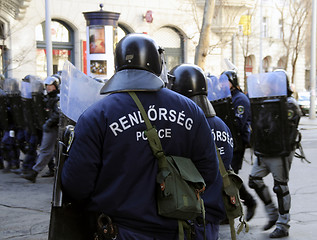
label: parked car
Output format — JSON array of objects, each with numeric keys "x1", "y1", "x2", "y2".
[{"x1": 297, "y1": 91, "x2": 317, "y2": 116}]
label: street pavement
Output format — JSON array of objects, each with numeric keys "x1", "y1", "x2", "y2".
[{"x1": 1, "y1": 116, "x2": 317, "y2": 240}]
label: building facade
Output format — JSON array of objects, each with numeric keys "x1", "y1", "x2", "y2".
[{"x1": 0, "y1": 0, "x2": 309, "y2": 92}]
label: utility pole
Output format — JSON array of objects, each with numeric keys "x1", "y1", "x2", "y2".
[
  {"x1": 45, "y1": 0, "x2": 53, "y2": 76},
  {"x1": 310, "y1": 0, "x2": 316, "y2": 120},
  {"x1": 259, "y1": 0, "x2": 263, "y2": 74}
]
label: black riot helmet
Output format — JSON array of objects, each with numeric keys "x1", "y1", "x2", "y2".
[
  {"x1": 222, "y1": 70, "x2": 240, "y2": 90},
  {"x1": 100, "y1": 33, "x2": 165, "y2": 94},
  {"x1": 169, "y1": 63, "x2": 216, "y2": 117},
  {"x1": 44, "y1": 74, "x2": 61, "y2": 92},
  {"x1": 115, "y1": 33, "x2": 162, "y2": 75}
]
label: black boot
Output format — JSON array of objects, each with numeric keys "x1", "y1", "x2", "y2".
[
  {"x1": 42, "y1": 168, "x2": 55, "y2": 178},
  {"x1": 21, "y1": 169, "x2": 38, "y2": 183},
  {"x1": 240, "y1": 184, "x2": 257, "y2": 221},
  {"x1": 264, "y1": 219, "x2": 278, "y2": 231},
  {"x1": 246, "y1": 202, "x2": 257, "y2": 221},
  {"x1": 269, "y1": 227, "x2": 289, "y2": 238},
  {"x1": 11, "y1": 168, "x2": 28, "y2": 175}
]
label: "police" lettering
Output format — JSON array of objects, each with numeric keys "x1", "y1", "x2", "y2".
[{"x1": 136, "y1": 128, "x2": 172, "y2": 141}]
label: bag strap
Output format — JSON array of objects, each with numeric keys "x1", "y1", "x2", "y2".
[
  {"x1": 128, "y1": 91, "x2": 205, "y2": 240},
  {"x1": 128, "y1": 91, "x2": 168, "y2": 170},
  {"x1": 215, "y1": 147, "x2": 249, "y2": 240},
  {"x1": 215, "y1": 147, "x2": 237, "y2": 240},
  {"x1": 216, "y1": 147, "x2": 231, "y2": 188}
]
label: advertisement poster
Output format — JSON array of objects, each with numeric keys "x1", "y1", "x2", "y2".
[
  {"x1": 89, "y1": 26, "x2": 106, "y2": 54},
  {"x1": 90, "y1": 60, "x2": 107, "y2": 75}
]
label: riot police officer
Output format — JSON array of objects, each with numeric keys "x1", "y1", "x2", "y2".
[
  {"x1": 14, "y1": 75, "x2": 43, "y2": 175},
  {"x1": 61, "y1": 33, "x2": 219, "y2": 239},
  {"x1": 2, "y1": 77, "x2": 25, "y2": 172},
  {"x1": 220, "y1": 70, "x2": 257, "y2": 221},
  {"x1": 169, "y1": 63, "x2": 233, "y2": 240},
  {"x1": 247, "y1": 70, "x2": 301, "y2": 238},
  {"x1": 0, "y1": 74, "x2": 7, "y2": 169},
  {"x1": 21, "y1": 74, "x2": 60, "y2": 183}
]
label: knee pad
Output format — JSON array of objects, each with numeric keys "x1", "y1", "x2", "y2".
[
  {"x1": 273, "y1": 180, "x2": 290, "y2": 215},
  {"x1": 249, "y1": 175, "x2": 272, "y2": 205},
  {"x1": 248, "y1": 175, "x2": 263, "y2": 189},
  {"x1": 273, "y1": 184, "x2": 283, "y2": 195}
]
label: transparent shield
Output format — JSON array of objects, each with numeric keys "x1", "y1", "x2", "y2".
[
  {"x1": 60, "y1": 61, "x2": 105, "y2": 122},
  {"x1": 21, "y1": 81, "x2": 32, "y2": 99},
  {"x1": 207, "y1": 74, "x2": 231, "y2": 101},
  {"x1": 3, "y1": 78, "x2": 21, "y2": 94},
  {"x1": 247, "y1": 72, "x2": 287, "y2": 98}
]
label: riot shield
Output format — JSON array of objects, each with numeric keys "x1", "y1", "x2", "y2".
[
  {"x1": 21, "y1": 79, "x2": 37, "y2": 134},
  {"x1": 207, "y1": 74, "x2": 244, "y2": 152},
  {"x1": 0, "y1": 89, "x2": 9, "y2": 130},
  {"x1": 247, "y1": 72, "x2": 290, "y2": 157},
  {"x1": 3, "y1": 78, "x2": 25, "y2": 129},
  {"x1": 31, "y1": 76, "x2": 47, "y2": 130},
  {"x1": 49, "y1": 61, "x2": 105, "y2": 240}
]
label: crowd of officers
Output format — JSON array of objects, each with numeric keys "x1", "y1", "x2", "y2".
[
  {"x1": 1, "y1": 33, "x2": 301, "y2": 240},
  {"x1": 0, "y1": 73, "x2": 60, "y2": 181}
]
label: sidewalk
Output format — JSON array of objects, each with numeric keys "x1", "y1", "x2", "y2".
[
  {"x1": 0, "y1": 168, "x2": 53, "y2": 240},
  {"x1": 298, "y1": 115, "x2": 317, "y2": 129}
]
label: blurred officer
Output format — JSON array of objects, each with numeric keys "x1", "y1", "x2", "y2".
[
  {"x1": 12, "y1": 75, "x2": 43, "y2": 175},
  {"x1": 220, "y1": 70, "x2": 257, "y2": 221},
  {"x1": 61, "y1": 33, "x2": 219, "y2": 239},
  {"x1": 169, "y1": 64, "x2": 233, "y2": 240},
  {"x1": 2, "y1": 77, "x2": 25, "y2": 172},
  {"x1": 21, "y1": 74, "x2": 60, "y2": 183},
  {"x1": 0, "y1": 74, "x2": 7, "y2": 169},
  {"x1": 248, "y1": 70, "x2": 301, "y2": 238}
]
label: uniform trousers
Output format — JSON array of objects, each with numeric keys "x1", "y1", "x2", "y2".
[
  {"x1": 32, "y1": 128, "x2": 57, "y2": 173},
  {"x1": 250, "y1": 151, "x2": 294, "y2": 231}
]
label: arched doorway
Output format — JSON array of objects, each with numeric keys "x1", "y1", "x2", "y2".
[
  {"x1": 245, "y1": 55, "x2": 253, "y2": 77},
  {"x1": 153, "y1": 27, "x2": 184, "y2": 70},
  {"x1": 277, "y1": 56, "x2": 286, "y2": 69},
  {"x1": 262, "y1": 56, "x2": 272, "y2": 72},
  {"x1": 35, "y1": 20, "x2": 74, "y2": 79}
]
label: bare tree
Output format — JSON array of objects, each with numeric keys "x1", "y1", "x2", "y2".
[
  {"x1": 0, "y1": 21, "x2": 33, "y2": 76},
  {"x1": 277, "y1": 0, "x2": 311, "y2": 83},
  {"x1": 194, "y1": 0, "x2": 216, "y2": 70}
]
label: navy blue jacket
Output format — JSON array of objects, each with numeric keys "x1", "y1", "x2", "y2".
[
  {"x1": 203, "y1": 116, "x2": 233, "y2": 224},
  {"x1": 61, "y1": 88, "x2": 219, "y2": 238},
  {"x1": 231, "y1": 89, "x2": 251, "y2": 145}
]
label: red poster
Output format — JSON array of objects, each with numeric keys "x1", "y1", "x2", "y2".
[{"x1": 83, "y1": 41, "x2": 87, "y2": 74}]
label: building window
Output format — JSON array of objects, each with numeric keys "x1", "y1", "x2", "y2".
[
  {"x1": 0, "y1": 21, "x2": 4, "y2": 39},
  {"x1": 277, "y1": 56, "x2": 286, "y2": 69},
  {"x1": 279, "y1": 19, "x2": 283, "y2": 39},
  {"x1": 153, "y1": 27, "x2": 184, "y2": 70},
  {"x1": 0, "y1": 21, "x2": 6, "y2": 75},
  {"x1": 262, "y1": 56, "x2": 271, "y2": 72},
  {"x1": 262, "y1": 17, "x2": 268, "y2": 38},
  {"x1": 36, "y1": 20, "x2": 74, "y2": 79}
]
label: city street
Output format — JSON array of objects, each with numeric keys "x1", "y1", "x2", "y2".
[{"x1": 0, "y1": 116, "x2": 317, "y2": 240}]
